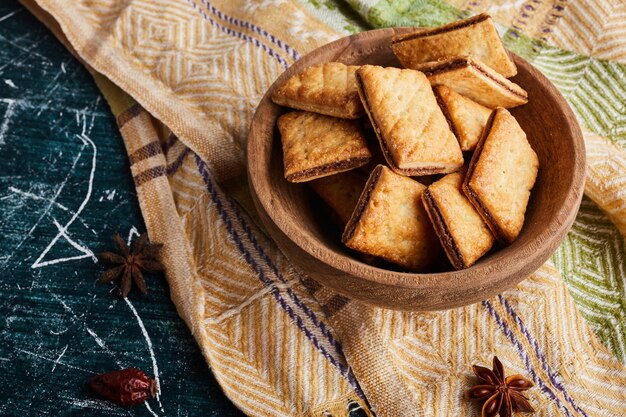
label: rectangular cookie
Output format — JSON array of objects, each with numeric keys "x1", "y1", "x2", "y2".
[
  {"x1": 356, "y1": 65, "x2": 464, "y2": 176},
  {"x1": 278, "y1": 111, "x2": 371, "y2": 183},
  {"x1": 463, "y1": 108, "x2": 539, "y2": 243},
  {"x1": 392, "y1": 13, "x2": 517, "y2": 78},
  {"x1": 272, "y1": 62, "x2": 364, "y2": 119},
  {"x1": 422, "y1": 171, "x2": 495, "y2": 269},
  {"x1": 434, "y1": 85, "x2": 492, "y2": 151},
  {"x1": 421, "y1": 56, "x2": 528, "y2": 109},
  {"x1": 309, "y1": 171, "x2": 367, "y2": 226},
  {"x1": 342, "y1": 165, "x2": 441, "y2": 271}
]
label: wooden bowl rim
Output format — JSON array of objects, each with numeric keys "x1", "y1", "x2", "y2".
[{"x1": 247, "y1": 27, "x2": 586, "y2": 292}]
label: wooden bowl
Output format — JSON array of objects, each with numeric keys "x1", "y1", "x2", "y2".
[{"x1": 247, "y1": 28, "x2": 585, "y2": 311}]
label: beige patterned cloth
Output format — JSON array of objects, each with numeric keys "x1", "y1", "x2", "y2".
[{"x1": 22, "y1": 0, "x2": 626, "y2": 416}]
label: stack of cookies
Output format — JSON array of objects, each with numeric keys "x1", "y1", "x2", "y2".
[{"x1": 272, "y1": 13, "x2": 539, "y2": 272}]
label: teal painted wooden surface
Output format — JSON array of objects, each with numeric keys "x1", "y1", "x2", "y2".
[{"x1": 0, "y1": 2, "x2": 244, "y2": 416}]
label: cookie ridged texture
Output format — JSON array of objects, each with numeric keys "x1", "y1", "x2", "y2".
[
  {"x1": 464, "y1": 108, "x2": 539, "y2": 243},
  {"x1": 434, "y1": 85, "x2": 492, "y2": 151},
  {"x1": 422, "y1": 56, "x2": 527, "y2": 109},
  {"x1": 356, "y1": 65, "x2": 463, "y2": 176},
  {"x1": 278, "y1": 111, "x2": 371, "y2": 183},
  {"x1": 423, "y1": 172, "x2": 495, "y2": 269},
  {"x1": 272, "y1": 62, "x2": 364, "y2": 119},
  {"x1": 392, "y1": 13, "x2": 517, "y2": 78},
  {"x1": 343, "y1": 165, "x2": 441, "y2": 271}
]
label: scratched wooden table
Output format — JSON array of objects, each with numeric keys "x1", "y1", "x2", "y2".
[{"x1": 0, "y1": 2, "x2": 244, "y2": 415}]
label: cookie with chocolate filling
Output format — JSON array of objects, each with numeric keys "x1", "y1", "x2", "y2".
[
  {"x1": 342, "y1": 165, "x2": 441, "y2": 271},
  {"x1": 278, "y1": 111, "x2": 371, "y2": 183},
  {"x1": 392, "y1": 13, "x2": 517, "y2": 78},
  {"x1": 355, "y1": 65, "x2": 463, "y2": 176},
  {"x1": 434, "y1": 85, "x2": 492, "y2": 151},
  {"x1": 422, "y1": 171, "x2": 495, "y2": 269},
  {"x1": 463, "y1": 107, "x2": 539, "y2": 243},
  {"x1": 272, "y1": 62, "x2": 364, "y2": 119},
  {"x1": 421, "y1": 56, "x2": 527, "y2": 109}
]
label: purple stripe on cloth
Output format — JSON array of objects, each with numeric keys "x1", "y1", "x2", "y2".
[
  {"x1": 192, "y1": 155, "x2": 343, "y2": 355},
  {"x1": 232, "y1": 204, "x2": 344, "y2": 354},
  {"x1": 129, "y1": 141, "x2": 162, "y2": 165},
  {"x1": 184, "y1": 0, "x2": 289, "y2": 69},
  {"x1": 116, "y1": 103, "x2": 143, "y2": 128},
  {"x1": 133, "y1": 165, "x2": 166, "y2": 187},
  {"x1": 198, "y1": 0, "x2": 300, "y2": 61},
  {"x1": 482, "y1": 300, "x2": 576, "y2": 417},
  {"x1": 163, "y1": 132, "x2": 179, "y2": 154},
  {"x1": 498, "y1": 296, "x2": 590, "y2": 417},
  {"x1": 174, "y1": 5, "x2": 363, "y2": 395},
  {"x1": 166, "y1": 148, "x2": 190, "y2": 175},
  {"x1": 194, "y1": 155, "x2": 363, "y2": 396}
]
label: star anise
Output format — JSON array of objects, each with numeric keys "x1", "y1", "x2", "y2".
[
  {"x1": 98, "y1": 233, "x2": 163, "y2": 297},
  {"x1": 465, "y1": 356, "x2": 535, "y2": 417}
]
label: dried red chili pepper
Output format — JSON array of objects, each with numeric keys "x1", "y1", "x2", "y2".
[{"x1": 89, "y1": 368, "x2": 158, "y2": 407}]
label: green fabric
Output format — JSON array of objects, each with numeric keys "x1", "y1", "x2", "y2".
[
  {"x1": 297, "y1": 0, "x2": 370, "y2": 34},
  {"x1": 504, "y1": 38, "x2": 626, "y2": 149},
  {"x1": 366, "y1": 0, "x2": 465, "y2": 28},
  {"x1": 553, "y1": 197, "x2": 626, "y2": 362}
]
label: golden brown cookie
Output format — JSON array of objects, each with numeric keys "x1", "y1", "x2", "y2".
[
  {"x1": 422, "y1": 171, "x2": 495, "y2": 269},
  {"x1": 271, "y1": 62, "x2": 364, "y2": 119},
  {"x1": 309, "y1": 171, "x2": 367, "y2": 226},
  {"x1": 434, "y1": 85, "x2": 492, "y2": 151},
  {"x1": 392, "y1": 13, "x2": 517, "y2": 78},
  {"x1": 342, "y1": 165, "x2": 441, "y2": 271},
  {"x1": 356, "y1": 65, "x2": 463, "y2": 176},
  {"x1": 421, "y1": 57, "x2": 527, "y2": 109},
  {"x1": 278, "y1": 111, "x2": 371, "y2": 183},
  {"x1": 463, "y1": 108, "x2": 539, "y2": 243}
]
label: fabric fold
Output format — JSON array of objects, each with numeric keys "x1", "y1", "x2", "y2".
[{"x1": 20, "y1": 0, "x2": 626, "y2": 415}]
